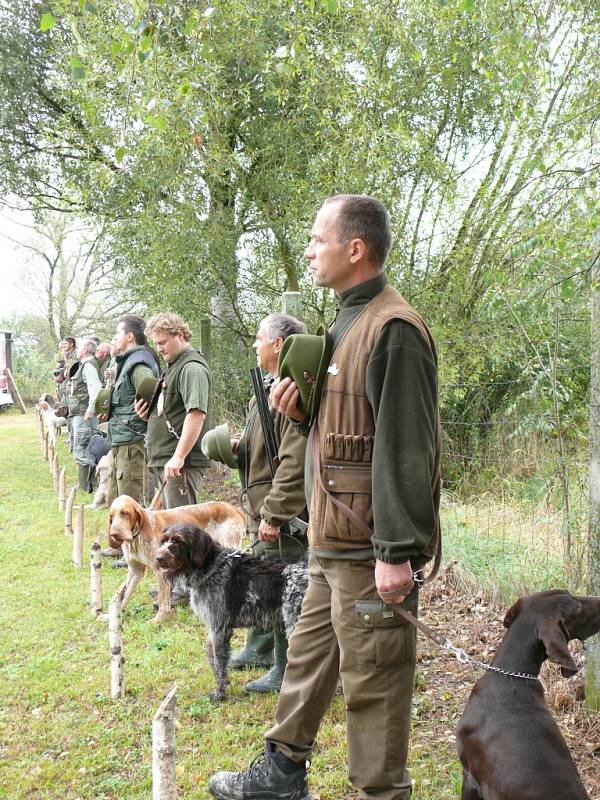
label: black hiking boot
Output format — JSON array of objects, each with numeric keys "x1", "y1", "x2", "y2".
[{"x1": 209, "y1": 746, "x2": 311, "y2": 800}]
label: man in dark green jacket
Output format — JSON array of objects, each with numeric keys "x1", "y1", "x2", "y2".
[
  {"x1": 209, "y1": 195, "x2": 440, "y2": 800},
  {"x1": 105, "y1": 315, "x2": 159, "y2": 507},
  {"x1": 135, "y1": 312, "x2": 210, "y2": 508}
]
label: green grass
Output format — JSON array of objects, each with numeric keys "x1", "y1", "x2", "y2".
[{"x1": 0, "y1": 411, "x2": 466, "y2": 799}]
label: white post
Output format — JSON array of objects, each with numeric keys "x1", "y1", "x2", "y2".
[
  {"x1": 152, "y1": 686, "x2": 178, "y2": 800},
  {"x1": 58, "y1": 468, "x2": 67, "y2": 511},
  {"x1": 90, "y1": 541, "x2": 103, "y2": 616},
  {"x1": 65, "y1": 485, "x2": 77, "y2": 535},
  {"x1": 109, "y1": 585, "x2": 127, "y2": 700},
  {"x1": 72, "y1": 504, "x2": 84, "y2": 566}
]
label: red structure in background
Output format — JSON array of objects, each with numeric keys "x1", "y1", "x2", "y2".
[{"x1": 0, "y1": 331, "x2": 14, "y2": 406}]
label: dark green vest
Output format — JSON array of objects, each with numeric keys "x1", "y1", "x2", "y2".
[
  {"x1": 68, "y1": 357, "x2": 100, "y2": 417},
  {"x1": 108, "y1": 346, "x2": 159, "y2": 447},
  {"x1": 147, "y1": 348, "x2": 211, "y2": 467}
]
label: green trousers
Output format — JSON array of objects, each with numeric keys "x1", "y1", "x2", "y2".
[
  {"x1": 265, "y1": 556, "x2": 418, "y2": 800},
  {"x1": 107, "y1": 440, "x2": 148, "y2": 507}
]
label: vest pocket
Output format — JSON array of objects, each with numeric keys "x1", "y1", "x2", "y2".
[{"x1": 321, "y1": 462, "x2": 373, "y2": 541}]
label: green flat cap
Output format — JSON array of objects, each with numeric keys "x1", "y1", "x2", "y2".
[
  {"x1": 277, "y1": 326, "x2": 332, "y2": 427},
  {"x1": 201, "y1": 423, "x2": 237, "y2": 469},
  {"x1": 94, "y1": 386, "x2": 112, "y2": 415},
  {"x1": 135, "y1": 376, "x2": 162, "y2": 412}
]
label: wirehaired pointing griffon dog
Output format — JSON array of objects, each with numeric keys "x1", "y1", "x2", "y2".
[
  {"x1": 105, "y1": 495, "x2": 245, "y2": 623},
  {"x1": 155, "y1": 523, "x2": 308, "y2": 700},
  {"x1": 457, "y1": 589, "x2": 600, "y2": 800}
]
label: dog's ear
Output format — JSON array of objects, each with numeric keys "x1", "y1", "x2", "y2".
[
  {"x1": 503, "y1": 598, "x2": 523, "y2": 628},
  {"x1": 539, "y1": 617, "x2": 578, "y2": 677},
  {"x1": 134, "y1": 505, "x2": 154, "y2": 543},
  {"x1": 187, "y1": 527, "x2": 215, "y2": 570}
]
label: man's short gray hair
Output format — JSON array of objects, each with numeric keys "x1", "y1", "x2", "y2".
[{"x1": 261, "y1": 314, "x2": 307, "y2": 343}]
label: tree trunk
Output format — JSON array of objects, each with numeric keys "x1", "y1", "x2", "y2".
[
  {"x1": 58, "y1": 467, "x2": 67, "y2": 511},
  {"x1": 587, "y1": 265, "x2": 600, "y2": 710},
  {"x1": 109, "y1": 585, "x2": 126, "y2": 700},
  {"x1": 152, "y1": 686, "x2": 178, "y2": 800},
  {"x1": 72, "y1": 504, "x2": 84, "y2": 566},
  {"x1": 90, "y1": 541, "x2": 103, "y2": 616},
  {"x1": 65, "y1": 484, "x2": 77, "y2": 535}
]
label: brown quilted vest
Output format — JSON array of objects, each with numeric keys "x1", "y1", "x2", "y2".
[{"x1": 309, "y1": 284, "x2": 441, "y2": 558}]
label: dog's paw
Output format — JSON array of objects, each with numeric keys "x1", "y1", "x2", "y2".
[
  {"x1": 208, "y1": 688, "x2": 227, "y2": 702},
  {"x1": 96, "y1": 613, "x2": 109, "y2": 622}
]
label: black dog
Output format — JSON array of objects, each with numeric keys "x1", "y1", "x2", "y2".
[
  {"x1": 457, "y1": 589, "x2": 600, "y2": 800},
  {"x1": 156, "y1": 523, "x2": 308, "y2": 700}
]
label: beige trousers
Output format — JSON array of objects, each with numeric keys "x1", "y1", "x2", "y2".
[{"x1": 265, "y1": 556, "x2": 417, "y2": 800}]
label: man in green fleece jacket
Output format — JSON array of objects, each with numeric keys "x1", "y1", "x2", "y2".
[{"x1": 209, "y1": 195, "x2": 440, "y2": 800}]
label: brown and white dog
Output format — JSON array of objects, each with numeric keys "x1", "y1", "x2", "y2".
[
  {"x1": 104, "y1": 495, "x2": 245, "y2": 623},
  {"x1": 36, "y1": 396, "x2": 68, "y2": 446}
]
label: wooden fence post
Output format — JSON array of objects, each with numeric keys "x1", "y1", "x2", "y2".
[
  {"x1": 52, "y1": 453, "x2": 60, "y2": 492},
  {"x1": 48, "y1": 443, "x2": 55, "y2": 473},
  {"x1": 200, "y1": 316, "x2": 213, "y2": 434},
  {"x1": 152, "y1": 686, "x2": 178, "y2": 800},
  {"x1": 65, "y1": 485, "x2": 77, "y2": 535},
  {"x1": 72, "y1": 505, "x2": 84, "y2": 566},
  {"x1": 58, "y1": 468, "x2": 67, "y2": 511},
  {"x1": 90, "y1": 542, "x2": 103, "y2": 616},
  {"x1": 42, "y1": 432, "x2": 49, "y2": 462},
  {"x1": 281, "y1": 291, "x2": 302, "y2": 319},
  {"x1": 109, "y1": 585, "x2": 127, "y2": 700}
]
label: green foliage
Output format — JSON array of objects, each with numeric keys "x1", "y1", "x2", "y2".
[{"x1": 0, "y1": 0, "x2": 598, "y2": 464}]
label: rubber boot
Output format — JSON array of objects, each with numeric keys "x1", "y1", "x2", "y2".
[
  {"x1": 244, "y1": 628, "x2": 288, "y2": 693},
  {"x1": 229, "y1": 628, "x2": 274, "y2": 670},
  {"x1": 77, "y1": 463, "x2": 89, "y2": 491}
]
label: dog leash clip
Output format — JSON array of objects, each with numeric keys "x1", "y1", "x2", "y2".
[{"x1": 443, "y1": 640, "x2": 471, "y2": 665}]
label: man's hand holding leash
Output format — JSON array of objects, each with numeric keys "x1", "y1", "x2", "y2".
[
  {"x1": 258, "y1": 519, "x2": 280, "y2": 542},
  {"x1": 375, "y1": 560, "x2": 414, "y2": 605}
]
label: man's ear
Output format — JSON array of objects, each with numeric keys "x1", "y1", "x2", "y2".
[
  {"x1": 189, "y1": 528, "x2": 215, "y2": 570},
  {"x1": 539, "y1": 618, "x2": 578, "y2": 677},
  {"x1": 503, "y1": 598, "x2": 523, "y2": 628}
]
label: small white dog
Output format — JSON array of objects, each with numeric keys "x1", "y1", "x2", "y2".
[
  {"x1": 36, "y1": 397, "x2": 68, "y2": 446},
  {"x1": 91, "y1": 452, "x2": 113, "y2": 510}
]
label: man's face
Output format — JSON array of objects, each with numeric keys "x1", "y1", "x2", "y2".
[
  {"x1": 150, "y1": 330, "x2": 187, "y2": 363},
  {"x1": 253, "y1": 321, "x2": 280, "y2": 374},
  {"x1": 304, "y1": 202, "x2": 356, "y2": 294},
  {"x1": 76, "y1": 342, "x2": 89, "y2": 360},
  {"x1": 112, "y1": 323, "x2": 132, "y2": 355}
]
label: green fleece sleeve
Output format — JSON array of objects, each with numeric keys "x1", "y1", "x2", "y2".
[
  {"x1": 131, "y1": 363, "x2": 158, "y2": 391},
  {"x1": 366, "y1": 319, "x2": 439, "y2": 564}
]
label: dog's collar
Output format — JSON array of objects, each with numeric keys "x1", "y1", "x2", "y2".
[{"x1": 195, "y1": 550, "x2": 243, "y2": 587}]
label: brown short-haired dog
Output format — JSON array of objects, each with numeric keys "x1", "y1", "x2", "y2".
[{"x1": 457, "y1": 589, "x2": 600, "y2": 800}]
